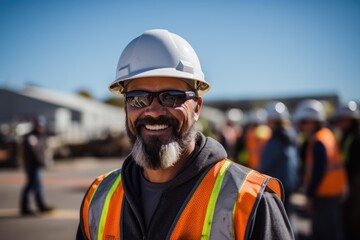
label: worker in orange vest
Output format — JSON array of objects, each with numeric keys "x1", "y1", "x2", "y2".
[
  {"x1": 76, "y1": 29, "x2": 294, "y2": 240},
  {"x1": 293, "y1": 99, "x2": 347, "y2": 240},
  {"x1": 236, "y1": 108, "x2": 271, "y2": 169}
]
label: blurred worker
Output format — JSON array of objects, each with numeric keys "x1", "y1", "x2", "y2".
[
  {"x1": 259, "y1": 101, "x2": 299, "y2": 213},
  {"x1": 235, "y1": 108, "x2": 271, "y2": 169},
  {"x1": 218, "y1": 109, "x2": 243, "y2": 160},
  {"x1": 0, "y1": 124, "x2": 9, "y2": 162},
  {"x1": 77, "y1": 29, "x2": 294, "y2": 239},
  {"x1": 293, "y1": 99, "x2": 347, "y2": 240},
  {"x1": 219, "y1": 119, "x2": 242, "y2": 160},
  {"x1": 331, "y1": 100, "x2": 360, "y2": 240},
  {"x1": 20, "y1": 116, "x2": 54, "y2": 216}
]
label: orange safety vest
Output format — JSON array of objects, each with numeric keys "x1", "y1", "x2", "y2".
[
  {"x1": 80, "y1": 159, "x2": 283, "y2": 240},
  {"x1": 246, "y1": 125, "x2": 271, "y2": 169},
  {"x1": 305, "y1": 128, "x2": 347, "y2": 197}
]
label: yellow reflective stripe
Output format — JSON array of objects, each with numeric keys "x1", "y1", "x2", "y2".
[
  {"x1": 97, "y1": 174, "x2": 122, "y2": 240},
  {"x1": 342, "y1": 134, "x2": 354, "y2": 163},
  {"x1": 201, "y1": 160, "x2": 231, "y2": 239}
]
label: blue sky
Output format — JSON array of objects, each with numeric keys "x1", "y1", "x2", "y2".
[{"x1": 1, "y1": 0, "x2": 359, "y2": 104}]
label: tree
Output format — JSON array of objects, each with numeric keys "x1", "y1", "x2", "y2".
[
  {"x1": 103, "y1": 97, "x2": 125, "y2": 108},
  {"x1": 77, "y1": 90, "x2": 93, "y2": 99}
]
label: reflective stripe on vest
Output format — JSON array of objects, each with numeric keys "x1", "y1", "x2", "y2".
[
  {"x1": 81, "y1": 160, "x2": 282, "y2": 240},
  {"x1": 81, "y1": 169, "x2": 123, "y2": 240},
  {"x1": 306, "y1": 128, "x2": 347, "y2": 196}
]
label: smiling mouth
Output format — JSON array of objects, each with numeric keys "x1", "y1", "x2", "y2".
[{"x1": 145, "y1": 124, "x2": 169, "y2": 131}]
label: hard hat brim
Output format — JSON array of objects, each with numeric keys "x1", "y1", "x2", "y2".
[{"x1": 108, "y1": 67, "x2": 211, "y2": 96}]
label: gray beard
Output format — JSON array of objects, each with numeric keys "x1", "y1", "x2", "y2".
[
  {"x1": 130, "y1": 126, "x2": 197, "y2": 170},
  {"x1": 131, "y1": 137, "x2": 182, "y2": 169}
]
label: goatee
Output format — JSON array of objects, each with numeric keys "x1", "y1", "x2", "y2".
[{"x1": 127, "y1": 115, "x2": 196, "y2": 170}]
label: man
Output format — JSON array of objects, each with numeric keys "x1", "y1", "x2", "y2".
[
  {"x1": 259, "y1": 101, "x2": 299, "y2": 238},
  {"x1": 77, "y1": 29, "x2": 294, "y2": 240},
  {"x1": 293, "y1": 99, "x2": 347, "y2": 240},
  {"x1": 331, "y1": 100, "x2": 360, "y2": 240},
  {"x1": 259, "y1": 101, "x2": 299, "y2": 214},
  {"x1": 20, "y1": 116, "x2": 54, "y2": 215}
]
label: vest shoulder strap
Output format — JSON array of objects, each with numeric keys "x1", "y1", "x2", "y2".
[
  {"x1": 231, "y1": 163, "x2": 283, "y2": 239},
  {"x1": 169, "y1": 159, "x2": 283, "y2": 240},
  {"x1": 81, "y1": 168, "x2": 122, "y2": 240}
]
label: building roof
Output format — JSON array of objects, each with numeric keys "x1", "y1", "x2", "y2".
[{"x1": 19, "y1": 85, "x2": 122, "y2": 113}]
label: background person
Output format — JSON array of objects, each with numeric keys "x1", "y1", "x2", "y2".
[
  {"x1": 293, "y1": 99, "x2": 347, "y2": 240},
  {"x1": 20, "y1": 116, "x2": 54, "y2": 216},
  {"x1": 331, "y1": 100, "x2": 360, "y2": 240},
  {"x1": 259, "y1": 101, "x2": 300, "y2": 238},
  {"x1": 235, "y1": 108, "x2": 271, "y2": 168},
  {"x1": 259, "y1": 101, "x2": 299, "y2": 215}
]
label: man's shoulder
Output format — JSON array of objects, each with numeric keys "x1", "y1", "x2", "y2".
[
  {"x1": 225, "y1": 160, "x2": 253, "y2": 176},
  {"x1": 225, "y1": 160, "x2": 284, "y2": 201}
]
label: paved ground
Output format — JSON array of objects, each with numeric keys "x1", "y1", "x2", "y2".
[{"x1": 0, "y1": 157, "x2": 311, "y2": 239}]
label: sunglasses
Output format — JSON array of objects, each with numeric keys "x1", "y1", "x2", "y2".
[{"x1": 125, "y1": 90, "x2": 198, "y2": 108}]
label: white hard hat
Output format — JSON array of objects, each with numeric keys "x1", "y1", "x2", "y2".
[
  {"x1": 293, "y1": 99, "x2": 326, "y2": 122},
  {"x1": 226, "y1": 108, "x2": 243, "y2": 123},
  {"x1": 265, "y1": 101, "x2": 290, "y2": 120},
  {"x1": 109, "y1": 29, "x2": 210, "y2": 96},
  {"x1": 332, "y1": 100, "x2": 360, "y2": 120}
]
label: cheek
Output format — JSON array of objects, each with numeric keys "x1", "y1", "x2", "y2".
[
  {"x1": 126, "y1": 108, "x2": 141, "y2": 134},
  {"x1": 173, "y1": 103, "x2": 196, "y2": 130}
]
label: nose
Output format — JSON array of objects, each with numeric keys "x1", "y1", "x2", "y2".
[{"x1": 144, "y1": 97, "x2": 167, "y2": 117}]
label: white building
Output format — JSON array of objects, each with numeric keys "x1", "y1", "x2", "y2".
[{"x1": 0, "y1": 85, "x2": 125, "y2": 145}]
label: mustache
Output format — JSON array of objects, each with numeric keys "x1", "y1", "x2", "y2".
[{"x1": 135, "y1": 116, "x2": 179, "y2": 131}]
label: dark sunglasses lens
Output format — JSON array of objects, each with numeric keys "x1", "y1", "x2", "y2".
[
  {"x1": 159, "y1": 91, "x2": 186, "y2": 107},
  {"x1": 126, "y1": 92, "x2": 152, "y2": 108},
  {"x1": 126, "y1": 91, "x2": 196, "y2": 108}
]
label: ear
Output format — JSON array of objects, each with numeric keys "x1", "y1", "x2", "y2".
[{"x1": 193, "y1": 97, "x2": 203, "y2": 121}]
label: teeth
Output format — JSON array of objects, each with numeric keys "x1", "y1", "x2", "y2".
[{"x1": 145, "y1": 124, "x2": 169, "y2": 131}]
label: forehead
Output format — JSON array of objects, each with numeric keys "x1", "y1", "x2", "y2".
[{"x1": 126, "y1": 77, "x2": 190, "y2": 92}]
